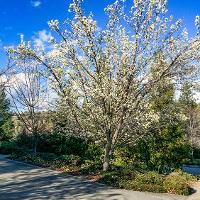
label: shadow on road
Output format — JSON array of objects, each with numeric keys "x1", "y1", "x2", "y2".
[{"x1": 0, "y1": 158, "x2": 123, "y2": 200}]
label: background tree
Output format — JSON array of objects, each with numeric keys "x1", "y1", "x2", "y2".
[
  {"x1": 136, "y1": 78, "x2": 191, "y2": 172},
  {"x1": 0, "y1": 85, "x2": 13, "y2": 141},
  {"x1": 6, "y1": 53, "x2": 47, "y2": 155},
  {"x1": 179, "y1": 82, "x2": 200, "y2": 160}
]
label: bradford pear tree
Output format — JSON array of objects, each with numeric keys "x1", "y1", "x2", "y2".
[{"x1": 8, "y1": 0, "x2": 200, "y2": 171}]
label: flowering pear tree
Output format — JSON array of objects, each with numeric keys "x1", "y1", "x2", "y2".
[{"x1": 8, "y1": 0, "x2": 200, "y2": 171}]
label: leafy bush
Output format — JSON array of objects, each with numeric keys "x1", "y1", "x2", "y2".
[
  {"x1": 0, "y1": 141, "x2": 22, "y2": 154},
  {"x1": 163, "y1": 170, "x2": 196, "y2": 195},
  {"x1": 189, "y1": 159, "x2": 200, "y2": 165},
  {"x1": 0, "y1": 117, "x2": 14, "y2": 141},
  {"x1": 99, "y1": 171, "x2": 126, "y2": 187},
  {"x1": 119, "y1": 171, "x2": 165, "y2": 193},
  {"x1": 57, "y1": 154, "x2": 81, "y2": 166},
  {"x1": 84, "y1": 144, "x2": 103, "y2": 163},
  {"x1": 37, "y1": 152, "x2": 57, "y2": 161},
  {"x1": 99, "y1": 169, "x2": 195, "y2": 195},
  {"x1": 99, "y1": 168, "x2": 135, "y2": 187},
  {"x1": 135, "y1": 124, "x2": 191, "y2": 172},
  {"x1": 112, "y1": 145, "x2": 136, "y2": 167},
  {"x1": 16, "y1": 132, "x2": 33, "y2": 148},
  {"x1": 37, "y1": 133, "x2": 88, "y2": 156}
]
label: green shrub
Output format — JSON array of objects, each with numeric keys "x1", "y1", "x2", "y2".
[
  {"x1": 121, "y1": 171, "x2": 165, "y2": 193},
  {"x1": 81, "y1": 159, "x2": 103, "y2": 174},
  {"x1": 99, "y1": 169, "x2": 195, "y2": 195},
  {"x1": 134, "y1": 171, "x2": 164, "y2": 185},
  {"x1": 99, "y1": 171, "x2": 124, "y2": 187},
  {"x1": 189, "y1": 159, "x2": 200, "y2": 165},
  {"x1": 112, "y1": 146, "x2": 136, "y2": 167},
  {"x1": 0, "y1": 117, "x2": 14, "y2": 141},
  {"x1": 37, "y1": 152, "x2": 57, "y2": 161},
  {"x1": 57, "y1": 154, "x2": 81, "y2": 165},
  {"x1": 163, "y1": 170, "x2": 196, "y2": 195},
  {"x1": 16, "y1": 132, "x2": 33, "y2": 148},
  {"x1": 120, "y1": 180, "x2": 165, "y2": 193},
  {"x1": 99, "y1": 168, "x2": 136, "y2": 187},
  {"x1": 37, "y1": 133, "x2": 88, "y2": 156},
  {"x1": 84, "y1": 144, "x2": 103, "y2": 163},
  {"x1": 135, "y1": 124, "x2": 191, "y2": 173},
  {"x1": 0, "y1": 141, "x2": 22, "y2": 154}
]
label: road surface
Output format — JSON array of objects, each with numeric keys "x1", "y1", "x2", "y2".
[{"x1": 0, "y1": 155, "x2": 187, "y2": 200}]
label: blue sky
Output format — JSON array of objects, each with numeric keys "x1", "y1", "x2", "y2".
[{"x1": 0, "y1": 0, "x2": 199, "y2": 65}]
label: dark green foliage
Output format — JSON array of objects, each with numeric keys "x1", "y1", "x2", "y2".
[
  {"x1": 80, "y1": 144, "x2": 104, "y2": 172},
  {"x1": 179, "y1": 82, "x2": 197, "y2": 112},
  {"x1": 136, "y1": 124, "x2": 191, "y2": 172},
  {"x1": 16, "y1": 132, "x2": 33, "y2": 148},
  {"x1": 99, "y1": 168, "x2": 134, "y2": 187},
  {"x1": 0, "y1": 86, "x2": 13, "y2": 141},
  {"x1": 84, "y1": 144, "x2": 103, "y2": 163},
  {"x1": 138, "y1": 80, "x2": 192, "y2": 172},
  {"x1": 193, "y1": 148, "x2": 200, "y2": 159},
  {"x1": 57, "y1": 154, "x2": 81, "y2": 165},
  {"x1": 37, "y1": 132, "x2": 88, "y2": 156},
  {"x1": 0, "y1": 141, "x2": 23, "y2": 155},
  {"x1": 111, "y1": 145, "x2": 136, "y2": 167},
  {"x1": 151, "y1": 83, "x2": 175, "y2": 112}
]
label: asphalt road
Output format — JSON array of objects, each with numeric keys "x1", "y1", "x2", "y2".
[{"x1": 0, "y1": 155, "x2": 187, "y2": 200}]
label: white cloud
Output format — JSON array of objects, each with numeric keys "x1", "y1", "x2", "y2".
[
  {"x1": 31, "y1": 0, "x2": 41, "y2": 8},
  {"x1": 32, "y1": 29, "x2": 52, "y2": 49}
]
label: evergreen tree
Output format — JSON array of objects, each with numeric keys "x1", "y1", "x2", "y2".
[
  {"x1": 137, "y1": 80, "x2": 191, "y2": 172},
  {"x1": 0, "y1": 85, "x2": 13, "y2": 141},
  {"x1": 179, "y1": 82, "x2": 200, "y2": 160}
]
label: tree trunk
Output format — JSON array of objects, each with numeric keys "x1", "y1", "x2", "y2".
[
  {"x1": 103, "y1": 138, "x2": 112, "y2": 171},
  {"x1": 33, "y1": 131, "x2": 38, "y2": 156},
  {"x1": 103, "y1": 121, "x2": 123, "y2": 171}
]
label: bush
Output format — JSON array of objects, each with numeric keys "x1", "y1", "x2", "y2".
[
  {"x1": 99, "y1": 171, "x2": 125, "y2": 187},
  {"x1": 99, "y1": 168, "x2": 135, "y2": 187},
  {"x1": 16, "y1": 132, "x2": 33, "y2": 148},
  {"x1": 112, "y1": 145, "x2": 136, "y2": 167},
  {"x1": 99, "y1": 169, "x2": 195, "y2": 195},
  {"x1": 121, "y1": 171, "x2": 165, "y2": 193},
  {"x1": 135, "y1": 124, "x2": 191, "y2": 172},
  {"x1": 0, "y1": 117, "x2": 14, "y2": 141},
  {"x1": 37, "y1": 133, "x2": 88, "y2": 156},
  {"x1": 163, "y1": 170, "x2": 196, "y2": 195},
  {"x1": 0, "y1": 141, "x2": 24, "y2": 155},
  {"x1": 57, "y1": 154, "x2": 81, "y2": 166},
  {"x1": 84, "y1": 144, "x2": 103, "y2": 163}
]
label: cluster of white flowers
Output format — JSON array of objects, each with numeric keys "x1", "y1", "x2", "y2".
[{"x1": 48, "y1": 19, "x2": 59, "y2": 31}]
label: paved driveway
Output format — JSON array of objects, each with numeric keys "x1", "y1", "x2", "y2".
[{"x1": 0, "y1": 155, "x2": 186, "y2": 200}]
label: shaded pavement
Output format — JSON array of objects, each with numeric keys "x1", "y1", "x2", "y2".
[{"x1": 0, "y1": 155, "x2": 186, "y2": 200}]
